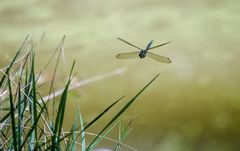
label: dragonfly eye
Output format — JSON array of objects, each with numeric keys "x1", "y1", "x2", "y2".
[{"x1": 139, "y1": 53, "x2": 146, "y2": 58}]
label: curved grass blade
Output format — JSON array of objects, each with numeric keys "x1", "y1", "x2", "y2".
[
  {"x1": 86, "y1": 74, "x2": 160, "y2": 150},
  {"x1": 79, "y1": 95, "x2": 125, "y2": 135},
  {"x1": 88, "y1": 119, "x2": 121, "y2": 151},
  {"x1": 0, "y1": 35, "x2": 29, "y2": 88},
  {"x1": 47, "y1": 37, "x2": 66, "y2": 104},
  {"x1": 44, "y1": 35, "x2": 66, "y2": 70},
  {"x1": 40, "y1": 95, "x2": 125, "y2": 149}
]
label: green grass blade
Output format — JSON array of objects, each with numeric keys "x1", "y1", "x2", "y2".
[
  {"x1": 66, "y1": 108, "x2": 78, "y2": 151},
  {"x1": 37, "y1": 93, "x2": 49, "y2": 116},
  {"x1": 76, "y1": 102, "x2": 85, "y2": 151},
  {"x1": 88, "y1": 119, "x2": 121, "y2": 151},
  {"x1": 44, "y1": 127, "x2": 76, "y2": 151},
  {"x1": 0, "y1": 51, "x2": 20, "y2": 87},
  {"x1": 51, "y1": 61, "x2": 75, "y2": 150},
  {"x1": 68, "y1": 60, "x2": 75, "y2": 81},
  {"x1": 7, "y1": 74, "x2": 18, "y2": 151},
  {"x1": 114, "y1": 119, "x2": 133, "y2": 151},
  {"x1": 44, "y1": 35, "x2": 66, "y2": 70},
  {"x1": 86, "y1": 74, "x2": 160, "y2": 150},
  {"x1": 42, "y1": 36, "x2": 66, "y2": 108},
  {"x1": 0, "y1": 112, "x2": 11, "y2": 123},
  {"x1": 66, "y1": 101, "x2": 82, "y2": 151},
  {"x1": 51, "y1": 80, "x2": 70, "y2": 150},
  {"x1": 19, "y1": 97, "x2": 48, "y2": 150},
  {"x1": 44, "y1": 95, "x2": 125, "y2": 150},
  {"x1": 0, "y1": 35, "x2": 29, "y2": 88},
  {"x1": 80, "y1": 96, "x2": 124, "y2": 135},
  {"x1": 17, "y1": 83, "x2": 22, "y2": 150},
  {"x1": 31, "y1": 50, "x2": 38, "y2": 148}
]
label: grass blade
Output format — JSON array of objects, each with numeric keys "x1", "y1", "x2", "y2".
[
  {"x1": 114, "y1": 119, "x2": 133, "y2": 151},
  {"x1": 51, "y1": 61, "x2": 75, "y2": 150},
  {"x1": 30, "y1": 50, "x2": 38, "y2": 148},
  {"x1": 7, "y1": 74, "x2": 18, "y2": 151},
  {"x1": 0, "y1": 35, "x2": 29, "y2": 88},
  {"x1": 17, "y1": 83, "x2": 22, "y2": 150},
  {"x1": 86, "y1": 74, "x2": 160, "y2": 150},
  {"x1": 19, "y1": 98, "x2": 48, "y2": 150},
  {"x1": 77, "y1": 103, "x2": 85, "y2": 151},
  {"x1": 79, "y1": 96, "x2": 125, "y2": 136},
  {"x1": 88, "y1": 119, "x2": 121, "y2": 151},
  {"x1": 45, "y1": 95, "x2": 125, "y2": 149}
]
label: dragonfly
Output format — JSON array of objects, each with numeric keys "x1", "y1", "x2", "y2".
[{"x1": 116, "y1": 37, "x2": 172, "y2": 63}]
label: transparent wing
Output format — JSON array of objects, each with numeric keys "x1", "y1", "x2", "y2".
[
  {"x1": 116, "y1": 52, "x2": 140, "y2": 59},
  {"x1": 147, "y1": 52, "x2": 171, "y2": 63},
  {"x1": 149, "y1": 41, "x2": 171, "y2": 50},
  {"x1": 117, "y1": 37, "x2": 142, "y2": 50}
]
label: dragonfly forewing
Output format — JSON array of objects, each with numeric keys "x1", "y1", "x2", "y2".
[
  {"x1": 149, "y1": 41, "x2": 171, "y2": 50},
  {"x1": 147, "y1": 52, "x2": 171, "y2": 63},
  {"x1": 116, "y1": 52, "x2": 140, "y2": 59},
  {"x1": 117, "y1": 38, "x2": 142, "y2": 50}
]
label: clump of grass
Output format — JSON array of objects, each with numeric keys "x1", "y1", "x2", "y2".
[{"x1": 0, "y1": 35, "x2": 159, "y2": 150}]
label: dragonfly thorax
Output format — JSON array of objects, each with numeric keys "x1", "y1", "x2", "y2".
[{"x1": 139, "y1": 51, "x2": 146, "y2": 58}]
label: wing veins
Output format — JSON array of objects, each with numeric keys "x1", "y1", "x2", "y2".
[
  {"x1": 149, "y1": 41, "x2": 171, "y2": 50},
  {"x1": 116, "y1": 51, "x2": 140, "y2": 59},
  {"x1": 117, "y1": 37, "x2": 142, "y2": 50},
  {"x1": 147, "y1": 52, "x2": 171, "y2": 63}
]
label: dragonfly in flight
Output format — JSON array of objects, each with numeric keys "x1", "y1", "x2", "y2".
[{"x1": 116, "y1": 37, "x2": 172, "y2": 63}]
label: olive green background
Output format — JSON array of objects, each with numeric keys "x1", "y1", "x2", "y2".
[{"x1": 0, "y1": 0, "x2": 240, "y2": 150}]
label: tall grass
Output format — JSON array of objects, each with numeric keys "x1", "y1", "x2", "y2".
[{"x1": 0, "y1": 36, "x2": 159, "y2": 150}]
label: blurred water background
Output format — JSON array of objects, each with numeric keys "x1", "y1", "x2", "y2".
[{"x1": 0, "y1": 0, "x2": 240, "y2": 150}]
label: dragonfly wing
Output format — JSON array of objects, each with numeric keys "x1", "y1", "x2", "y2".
[
  {"x1": 147, "y1": 52, "x2": 171, "y2": 63},
  {"x1": 116, "y1": 52, "x2": 140, "y2": 59},
  {"x1": 117, "y1": 37, "x2": 142, "y2": 50},
  {"x1": 149, "y1": 41, "x2": 171, "y2": 50}
]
